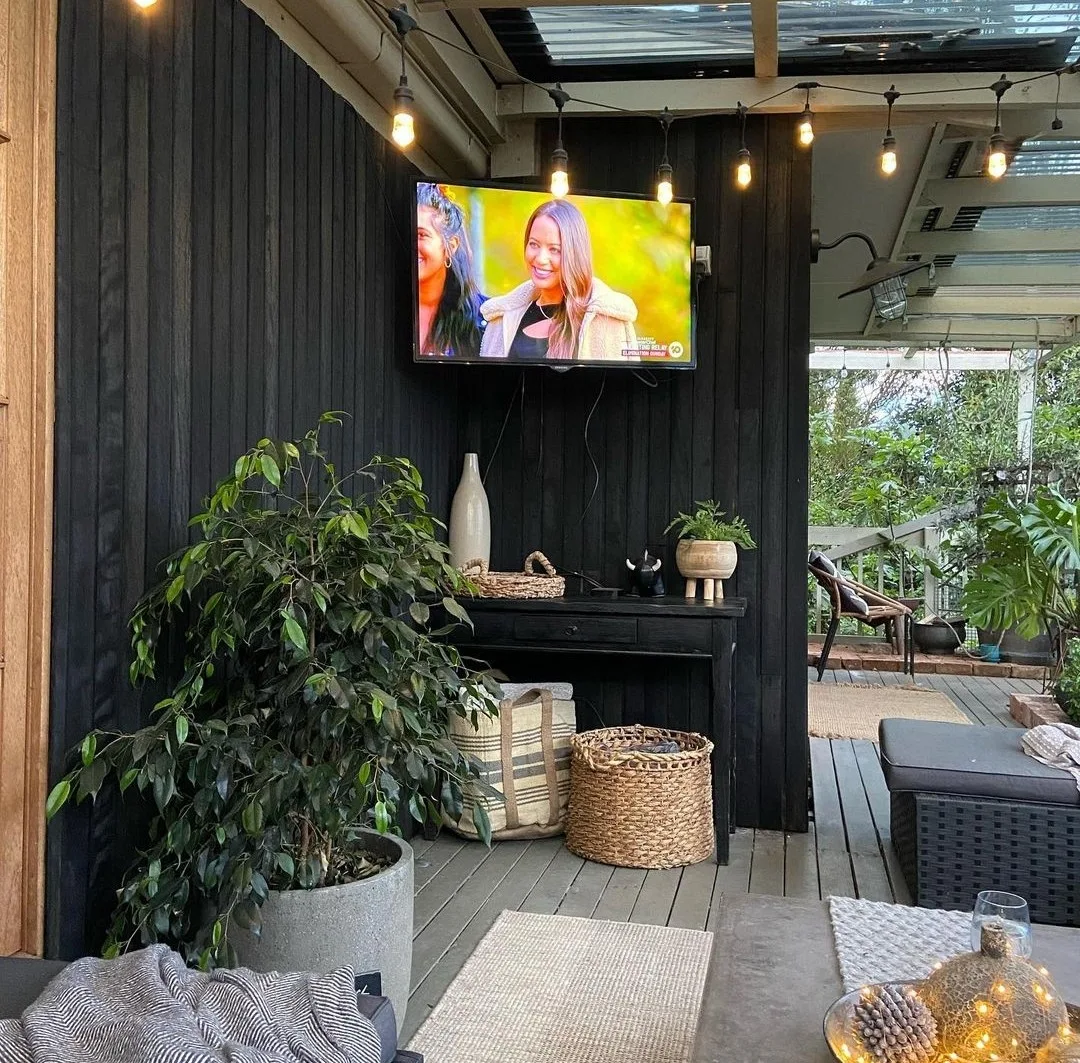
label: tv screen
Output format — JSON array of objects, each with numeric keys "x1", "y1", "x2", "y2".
[{"x1": 412, "y1": 181, "x2": 695, "y2": 368}]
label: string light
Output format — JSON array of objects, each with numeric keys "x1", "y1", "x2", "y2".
[
  {"x1": 656, "y1": 108, "x2": 674, "y2": 205},
  {"x1": 881, "y1": 86, "x2": 899, "y2": 175},
  {"x1": 358, "y1": 8, "x2": 1078, "y2": 199},
  {"x1": 549, "y1": 85, "x2": 570, "y2": 198},
  {"x1": 796, "y1": 83, "x2": 816, "y2": 147},
  {"x1": 389, "y1": 7, "x2": 417, "y2": 149},
  {"x1": 986, "y1": 75, "x2": 1013, "y2": 178},
  {"x1": 736, "y1": 102, "x2": 752, "y2": 189}
]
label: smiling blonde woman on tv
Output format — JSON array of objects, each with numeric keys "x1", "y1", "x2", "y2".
[{"x1": 479, "y1": 199, "x2": 638, "y2": 362}]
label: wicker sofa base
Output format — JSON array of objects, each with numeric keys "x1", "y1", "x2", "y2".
[{"x1": 890, "y1": 790, "x2": 1080, "y2": 927}]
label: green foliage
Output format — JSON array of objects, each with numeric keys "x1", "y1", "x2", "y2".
[
  {"x1": 960, "y1": 490, "x2": 1080, "y2": 657},
  {"x1": 1054, "y1": 639, "x2": 1080, "y2": 723},
  {"x1": 45, "y1": 416, "x2": 500, "y2": 968},
  {"x1": 665, "y1": 501, "x2": 756, "y2": 548}
]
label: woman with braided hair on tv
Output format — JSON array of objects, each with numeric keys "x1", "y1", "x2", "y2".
[
  {"x1": 478, "y1": 199, "x2": 638, "y2": 362},
  {"x1": 416, "y1": 182, "x2": 486, "y2": 359}
]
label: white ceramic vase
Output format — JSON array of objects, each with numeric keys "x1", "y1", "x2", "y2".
[{"x1": 449, "y1": 453, "x2": 491, "y2": 568}]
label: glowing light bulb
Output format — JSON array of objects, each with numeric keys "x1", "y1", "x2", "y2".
[
  {"x1": 656, "y1": 163, "x2": 673, "y2": 205},
  {"x1": 550, "y1": 147, "x2": 569, "y2": 198},
  {"x1": 797, "y1": 106, "x2": 814, "y2": 147},
  {"x1": 735, "y1": 148, "x2": 752, "y2": 189},
  {"x1": 986, "y1": 132, "x2": 1008, "y2": 178},
  {"x1": 392, "y1": 112, "x2": 414, "y2": 148},
  {"x1": 391, "y1": 83, "x2": 415, "y2": 149},
  {"x1": 881, "y1": 134, "x2": 897, "y2": 175},
  {"x1": 133, "y1": 0, "x2": 158, "y2": 7}
]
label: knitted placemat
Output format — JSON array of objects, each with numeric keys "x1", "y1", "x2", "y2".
[{"x1": 829, "y1": 897, "x2": 972, "y2": 991}]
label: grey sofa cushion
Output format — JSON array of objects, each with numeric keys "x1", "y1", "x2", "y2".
[{"x1": 879, "y1": 718, "x2": 1080, "y2": 807}]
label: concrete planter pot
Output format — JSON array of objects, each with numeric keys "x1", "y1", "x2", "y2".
[
  {"x1": 234, "y1": 830, "x2": 414, "y2": 1032},
  {"x1": 676, "y1": 539, "x2": 738, "y2": 601}
]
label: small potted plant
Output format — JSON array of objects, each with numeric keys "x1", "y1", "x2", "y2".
[
  {"x1": 665, "y1": 500, "x2": 756, "y2": 601},
  {"x1": 45, "y1": 415, "x2": 499, "y2": 1029}
]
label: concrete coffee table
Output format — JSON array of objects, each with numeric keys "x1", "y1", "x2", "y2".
[{"x1": 691, "y1": 894, "x2": 1080, "y2": 1063}]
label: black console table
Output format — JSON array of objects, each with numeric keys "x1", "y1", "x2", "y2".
[{"x1": 453, "y1": 595, "x2": 747, "y2": 863}]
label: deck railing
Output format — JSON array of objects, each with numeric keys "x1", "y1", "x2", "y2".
[{"x1": 808, "y1": 504, "x2": 974, "y2": 637}]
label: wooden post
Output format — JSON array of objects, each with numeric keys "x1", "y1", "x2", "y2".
[
  {"x1": 0, "y1": 0, "x2": 56, "y2": 957},
  {"x1": 685, "y1": 578, "x2": 697, "y2": 600},
  {"x1": 703, "y1": 578, "x2": 714, "y2": 601},
  {"x1": 714, "y1": 579, "x2": 724, "y2": 600}
]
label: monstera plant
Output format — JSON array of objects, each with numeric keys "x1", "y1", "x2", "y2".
[
  {"x1": 961, "y1": 489, "x2": 1080, "y2": 673},
  {"x1": 47, "y1": 415, "x2": 498, "y2": 968}
]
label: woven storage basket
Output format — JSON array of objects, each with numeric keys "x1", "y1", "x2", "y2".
[
  {"x1": 566, "y1": 725, "x2": 714, "y2": 869},
  {"x1": 461, "y1": 551, "x2": 565, "y2": 599}
]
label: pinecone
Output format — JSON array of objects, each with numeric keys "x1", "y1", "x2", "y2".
[{"x1": 854, "y1": 984, "x2": 938, "y2": 1063}]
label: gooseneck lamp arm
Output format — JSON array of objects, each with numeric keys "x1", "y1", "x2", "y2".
[{"x1": 810, "y1": 230, "x2": 881, "y2": 264}]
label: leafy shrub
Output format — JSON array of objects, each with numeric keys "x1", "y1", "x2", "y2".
[
  {"x1": 1054, "y1": 639, "x2": 1080, "y2": 724},
  {"x1": 46, "y1": 416, "x2": 499, "y2": 968}
]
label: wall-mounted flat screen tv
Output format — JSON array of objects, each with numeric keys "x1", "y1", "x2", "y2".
[{"x1": 412, "y1": 181, "x2": 695, "y2": 368}]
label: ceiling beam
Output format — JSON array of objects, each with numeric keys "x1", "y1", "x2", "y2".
[
  {"x1": 921, "y1": 176, "x2": 1080, "y2": 210},
  {"x1": 902, "y1": 229, "x2": 1080, "y2": 255},
  {"x1": 860, "y1": 317, "x2": 1076, "y2": 344},
  {"x1": 811, "y1": 350, "x2": 1026, "y2": 370},
  {"x1": 497, "y1": 71, "x2": 1080, "y2": 118},
  {"x1": 750, "y1": 0, "x2": 778, "y2": 80},
  {"x1": 905, "y1": 294, "x2": 1080, "y2": 316},
  {"x1": 924, "y1": 266, "x2": 1080, "y2": 287},
  {"x1": 449, "y1": 8, "x2": 517, "y2": 84}
]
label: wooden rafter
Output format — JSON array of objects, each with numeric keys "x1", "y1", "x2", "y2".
[{"x1": 750, "y1": 0, "x2": 778, "y2": 80}]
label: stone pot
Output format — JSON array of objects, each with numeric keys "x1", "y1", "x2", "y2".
[
  {"x1": 912, "y1": 617, "x2": 966, "y2": 656},
  {"x1": 977, "y1": 626, "x2": 1055, "y2": 665},
  {"x1": 234, "y1": 829, "x2": 414, "y2": 1033},
  {"x1": 676, "y1": 539, "x2": 738, "y2": 602}
]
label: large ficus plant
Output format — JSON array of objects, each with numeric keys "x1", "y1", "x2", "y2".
[
  {"x1": 961, "y1": 489, "x2": 1080, "y2": 671},
  {"x1": 47, "y1": 416, "x2": 498, "y2": 968}
]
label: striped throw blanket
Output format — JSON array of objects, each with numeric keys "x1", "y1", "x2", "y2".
[
  {"x1": 0, "y1": 945, "x2": 383, "y2": 1063},
  {"x1": 1022, "y1": 722, "x2": 1080, "y2": 792}
]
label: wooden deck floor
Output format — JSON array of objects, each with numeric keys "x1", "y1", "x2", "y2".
[{"x1": 401, "y1": 671, "x2": 1041, "y2": 1042}]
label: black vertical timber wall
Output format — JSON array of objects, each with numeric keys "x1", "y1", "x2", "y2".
[
  {"x1": 50, "y1": 0, "x2": 458, "y2": 957},
  {"x1": 51, "y1": 0, "x2": 810, "y2": 959},
  {"x1": 463, "y1": 116, "x2": 811, "y2": 833}
]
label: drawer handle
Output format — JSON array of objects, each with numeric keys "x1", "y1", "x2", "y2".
[{"x1": 564, "y1": 624, "x2": 579, "y2": 636}]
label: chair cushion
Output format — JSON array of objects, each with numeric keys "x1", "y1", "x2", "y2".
[
  {"x1": 808, "y1": 550, "x2": 837, "y2": 576},
  {"x1": 879, "y1": 718, "x2": 1080, "y2": 806},
  {"x1": 837, "y1": 585, "x2": 869, "y2": 616}
]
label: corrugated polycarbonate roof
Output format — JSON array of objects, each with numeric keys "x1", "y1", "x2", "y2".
[{"x1": 528, "y1": 1, "x2": 1080, "y2": 64}]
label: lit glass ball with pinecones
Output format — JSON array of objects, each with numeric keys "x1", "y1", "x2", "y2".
[
  {"x1": 919, "y1": 923, "x2": 1068, "y2": 1063},
  {"x1": 854, "y1": 983, "x2": 939, "y2": 1063}
]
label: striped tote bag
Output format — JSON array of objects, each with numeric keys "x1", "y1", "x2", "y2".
[{"x1": 450, "y1": 687, "x2": 576, "y2": 840}]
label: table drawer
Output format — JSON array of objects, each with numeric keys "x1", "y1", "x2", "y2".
[
  {"x1": 512, "y1": 615, "x2": 638, "y2": 645},
  {"x1": 638, "y1": 618, "x2": 711, "y2": 654}
]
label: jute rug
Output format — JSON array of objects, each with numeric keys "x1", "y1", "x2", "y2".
[
  {"x1": 808, "y1": 683, "x2": 971, "y2": 741},
  {"x1": 407, "y1": 909, "x2": 713, "y2": 1063}
]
